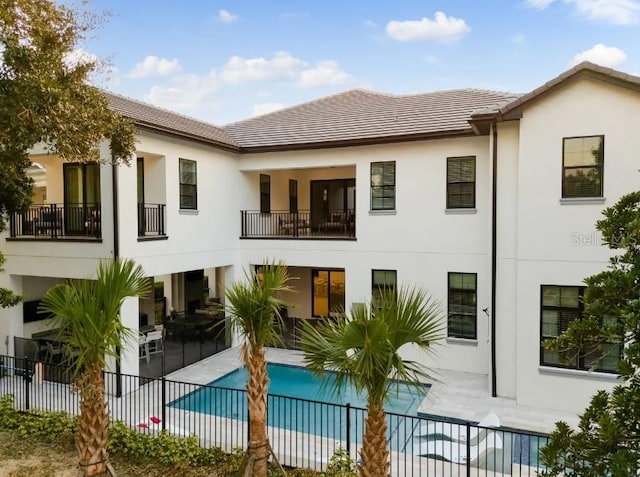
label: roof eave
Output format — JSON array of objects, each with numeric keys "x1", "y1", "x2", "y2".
[{"x1": 133, "y1": 122, "x2": 241, "y2": 153}]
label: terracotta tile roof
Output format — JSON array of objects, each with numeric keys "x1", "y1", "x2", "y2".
[
  {"x1": 498, "y1": 61, "x2": 640, "y2": 119},
  {"x1": 105, "y1": 92, "x2": 239, "y2": 149},
  {"x1": 223, "y1": 89, "x2": 519, "y2": 151}
]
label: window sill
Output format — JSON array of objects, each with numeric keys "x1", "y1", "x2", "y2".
[
  {"x1": 446, "y1": 337, "x2": 478, "y2": 346},
  {"x1": 369, "y1": 210, "x2": 397, "y2": 216},
  {"x1": 444, "y1": 208, "x2": 477, "y2": 215},
  {"x1": 538, "y1": 366, "x2": 619, "y2": 381},
  {"x1": 559, "y1": 197, "x2": 605, "y2": 205},
  {"x1": 179, "y1": 209, "x2": 199, "y2": 215}
]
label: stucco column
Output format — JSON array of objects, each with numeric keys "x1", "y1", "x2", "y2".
[
  {"x1": 0, "y1": 274, "x2": 24, "y2": 356},
  {"x1": 118, "y1": 296, "x2": 140, "y2": 379}
]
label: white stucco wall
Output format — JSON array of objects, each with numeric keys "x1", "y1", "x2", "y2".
[{"x1": 512, "y1": 77, "x2": 640, "y2": 411}]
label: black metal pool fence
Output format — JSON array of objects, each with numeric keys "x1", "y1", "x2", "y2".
[{"x1": 0, "y1": 354, "x2": 549, "y2": 476}]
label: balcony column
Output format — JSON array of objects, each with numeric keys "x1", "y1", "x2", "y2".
[
  {"x1": 104, "y1": 296, "x2": 139, "y2": 395},
  {"x1": 0, "y1": 274, "x2": 24, "y2": 356}
]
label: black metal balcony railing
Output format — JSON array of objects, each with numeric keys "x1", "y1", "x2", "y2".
[
  {"x1": 138, "y1": 203, "x2": 166, "y2": 237},
  {"x1": 241, "y1": 209, "x2": 355, "y2": 239},
  {"x1": 9, "y1": 203, "x2": 101, "y2": 239}
]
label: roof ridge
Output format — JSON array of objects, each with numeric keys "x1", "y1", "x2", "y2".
[{"x1": 223, "y1": 88, "x2": 391, "y2": 127}]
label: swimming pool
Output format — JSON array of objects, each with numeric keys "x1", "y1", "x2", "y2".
[{"x1": 170, "y1": 362, "x2": 429, "y2": 442}]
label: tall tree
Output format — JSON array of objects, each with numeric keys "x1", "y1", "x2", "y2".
[
  {"x1": 300, "y1": 286, "x2": 443, "y2": 477},
  {"x1": 223, "y1": 260, "x2": 293, "y2": 477},
  {"x1": 0, "y1": 0, "x2": 136, "y2": 308},
  {"x1": 40, "y1": 259, "x2": 149, "y2": 476},
  {"x1": 540, "y1": 191, "x2": 640, "y2": 477}
]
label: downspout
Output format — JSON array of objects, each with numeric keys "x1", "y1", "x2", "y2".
[
  {"x1": 491, "y1": 124, "x2": 498, "y2": 398},
  {"x1": 112, "y1": 159, "x2": 122, "y2": 398}
]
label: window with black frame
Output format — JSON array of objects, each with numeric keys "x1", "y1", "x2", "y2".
[
  {"x1": 179, "y1": 158, "x2": 197, "y2": 209},
  {"x1": 562, "y1": 136, "x2": 604, "y2": 198},
  {"x1": 447, "y1": 156, "x2": 476, "y2": 209},
  {"x1": 448, "y1": 272, "x2": 477, "y2": 339},
  {"x1": 260, "y1": 174, "x2": 271, "y2": 213},
  {"x1": 540, "y1": 285, "x2": 619, "y2": 372},
  {"x1": 370, "y1": 161, "x2": 395, "y2": 211},
  {"x1": 289, "y1": 179, "x2": 298, "y2": 213},
  {"x1": 372, "y1": 269, "x2": 397, "y2": 307}
]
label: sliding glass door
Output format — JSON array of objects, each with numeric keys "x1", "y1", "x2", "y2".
[
  {"x1": 63, "y1": 163, "x2": 100, "y2": 235},
  {"x1": 312, "y1": 269, "x2": 345, "y2": 317}
]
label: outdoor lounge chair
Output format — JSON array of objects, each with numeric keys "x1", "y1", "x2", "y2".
[
  {"x1": 416, "y1": 412, "x2": 500, "y2": 445},
  {"x1": 417, "y1": 432, "x2": 503, "y2": 465}
]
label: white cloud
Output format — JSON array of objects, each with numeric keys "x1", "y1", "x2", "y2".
[
  {"x1": 512, "y1": 33, "x2": 525, "y2": 45},
  {"x1": 297, "y1": 61, "x2": 352, "y2": 88},
  {"x1": 221, "y1": 51, "x2": 352, "y2": 88},
  {"x1": 525, "y1": 0, "x2": 557, "y2": 8},
  {"x1": 218, "y1": 9, "x2": 238, "y2": 24},
  {"x1": 252, "y1": 102, "x2": 286, "y2": 117},
  {"x1": 63, "y1": 48, "x2": 98, "y2": 70},
  {"x1": 364, "y1": 19, "x2": 378, "y2": 28},
  {"x1": 526, "y1": 0, "x2": 640, "y2": 25},
  {"x1": 146, "y1": 72, "x2": 218, "y2": 111},
  {"x1": 572, "y1": 43, "x2": 628, "y2": 67},
  {"x1": 571, "y1": 0, "x2": 640, "y2": 25},
  {"x1": 385, "y1": 12, "x2": 471, "y2": 42},
  {"x1": 128, "y1": 56, "x2": 182, "y2": 79}
]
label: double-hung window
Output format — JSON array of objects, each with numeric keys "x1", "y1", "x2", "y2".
[
  {"x1": 447, "y1": 156, "x2": 476, "y2": 209},
  {"x1": 540, "y1": 285, "x2": 619, "y2": 372},
  {"x1": 370, "y1": 161, "x2": 395, "y2": 211},
  {"x1": 179, "y1": 159, "x2": 197, "y2": 210},
  {"x1": 448, "y1": 272, "x2": 477, "y2": 339},
  {"x1": 562, "y1": 136, "x2": 604, "y2": 198}
]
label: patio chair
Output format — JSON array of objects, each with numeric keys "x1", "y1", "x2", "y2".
[
  {"x1": 44, "y1": 341, "x2": 64, "y2": 363},
  {"x1": 145, "y1": 330, "x2": 164, "y2": 357},
  {"x1": 417, "y1": 432, "x2": 503, "y2": 466},
  {"x1": 416, "y1": 412, "x2": 500, "y2": 445},
  {"x1": 138, "y1": 332, "x2": 150, "y2": 364}
]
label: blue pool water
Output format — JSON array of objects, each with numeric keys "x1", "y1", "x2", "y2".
[{"x1": 170, "y1": 363, "x2": 428, "y2": 442}]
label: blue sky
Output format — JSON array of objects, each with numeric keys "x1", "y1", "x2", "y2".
[{"x1": 82, "y1": 0, "x2": 640, "y2": 125}]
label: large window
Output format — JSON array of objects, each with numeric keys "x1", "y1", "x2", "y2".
[
  {"x1": 448, "y1": 272, "x2": 477, "y2": 339},
  {"x1": 372, "y1": 269, "x2": 397, "y2": 306},
  {"x1": 260, "y1": 174, "x2": 271, "y2": 213},
  {"x1": 562, "y1": 136, "x2": 604, "y2": 198},
  {"x1": 447, "y1": 156, "x2": 476, "y2": 209},
  {"x1": 370, "y1": 161, "x2": 395, "y2": 211},
  {"x1": 312, "y1": 269, "x2": 345, "y2": 318},
  {"x1": 179, "y1": 158, "x2": 197, "y2": 210},
  {"x1": 540, "y1": 285, "x2": 619, "y2": 372}
]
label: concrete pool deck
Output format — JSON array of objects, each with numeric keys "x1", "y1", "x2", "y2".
[{"x1": 168, "y1": 346, "x2": 579, "y2": 435}]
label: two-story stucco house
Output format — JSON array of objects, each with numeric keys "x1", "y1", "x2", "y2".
[{"x1": 1, "y1": 61, "x2": 638, "y2": 416}]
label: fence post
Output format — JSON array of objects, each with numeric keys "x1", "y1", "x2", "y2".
[
  {"x1": 346, "y1": 402, "x2": 351, "y2": 455},
  {"x1": 23, "y1": 357, "x2": 31, "y2": 411},
  {"x1": 466, "y1": 421, "x2": 471, "y2": 477},
  {"x1": 161, "y1": 376, "x2": 166, "y2": 431}
]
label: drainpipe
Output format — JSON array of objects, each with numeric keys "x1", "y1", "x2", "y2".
[
  {"x1": 491, "y1": 124, "x2": 498, "y2": 398},
  {"x1": 112, "y1": 159, "x2": 122, "y2": 398}
]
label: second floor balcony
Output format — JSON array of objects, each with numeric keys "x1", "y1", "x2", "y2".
[
  {"x1": 9, "y1": 203, "x2": 102, "y2": 240},
  {"x1": 240, "y1": 209, "x2": 356, "y2": 239},
  {"x1": 138, "y1": 203, "x2": 167, "y2": 239}
]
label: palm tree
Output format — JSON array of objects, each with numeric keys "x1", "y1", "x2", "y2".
[
  {"x1": 300, "y1": 286, "x2": 443, "y2": 477},
  {"x1": 223, "y1": 260, "x2": 293, "y2": 477},
  {"x1": 40, "y1": 259, "x2": 149, "y2": 477}
]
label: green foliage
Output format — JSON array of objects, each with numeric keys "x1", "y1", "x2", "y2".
[
  {"x1": 223, "y1": 260, "x2": 294, "y2": 349},
  {"x1": 541, "y1": 191, "x2": 640, "y2": 476},
  {"x1": 323, "y1": 448, "x2": 358, "y2": 476},
  {"x1": 39, "y1": 258, "x2": 149, "y2": 371},
  {"x1": 108, "y1": 421, "x2": 229, "y2": 467},
  {"x1": 300, "y1": 286, "x2": 443, "y2": 404},
  {"x1": 0, "y1": 395, "x2": 76, "y2": 445}
]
